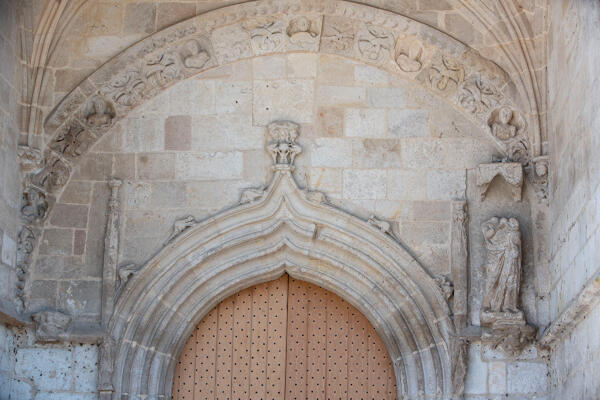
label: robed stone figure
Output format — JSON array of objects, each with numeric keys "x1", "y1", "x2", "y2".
[{"x1": 480, "y1": 217, "x2": 524, "y2": 326}]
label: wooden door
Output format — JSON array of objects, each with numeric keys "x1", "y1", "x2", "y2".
[{"x1": 172, "y1": 275, "x2": 397, "y2": 400}]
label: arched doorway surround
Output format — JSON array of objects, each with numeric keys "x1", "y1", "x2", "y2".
[
  {"x1": 101, "y1": 120, "x2": 458, "y2": 399},
  {"x1": 172, "y1": 275, "x2": 398, "y2": 399}
]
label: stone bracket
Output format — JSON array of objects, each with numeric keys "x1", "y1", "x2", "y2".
[{"x1": 477, "y1": 162, "x2": 523, "y2": 201}]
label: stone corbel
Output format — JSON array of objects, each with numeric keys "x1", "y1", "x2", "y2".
[
  {"x1": 476, "y1": 162, "x2": 523, "y2": 201},
  {"x1": 32, "y1": 310, "x2": 72, "y2": 342}
]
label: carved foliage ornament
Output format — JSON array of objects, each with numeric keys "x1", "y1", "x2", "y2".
[
  {"x1": 244, "y1": 18, "x2": 285, "y2": 54},
  {"x1": 428, "y1": 56, "x2": 464, "y2": 93},
  {"x1": 266, "y1": 121, "x2": 302, "y2": 167},
  {"x1": 394, "y1": 36, "x2": 425, "y2": 73},
  {"x1": 321, "y1": 16, "x2": 355, "y2": 55},
  {"x1": 458, "y1": 75, "x2": 501, "y2": 116},
  {"x1": 356, "y1": 25, "x2": 394, "y2": 64}
]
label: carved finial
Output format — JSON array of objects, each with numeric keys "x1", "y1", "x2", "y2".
[
  {"x1": 166, "y1": 215, "x2": 197, "y2": 243},
  {"x1": 367, "y1": 215, "x2": 391, "y2": 235},
  {"x1": 266, "y1": 121, "x2": 302, "y2": 169}
]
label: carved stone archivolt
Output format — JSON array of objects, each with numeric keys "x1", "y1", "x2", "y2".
[
  {"x1": 38, "y1": 1, "x2": 536, "y2": 210},
  {"x1": 102, "y1": 121, "x2": 458, "y2": 399},
  {"x1": 480, "y1": 217, "x2": 536, "y2": 355}
]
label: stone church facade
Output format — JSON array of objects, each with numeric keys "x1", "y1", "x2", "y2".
[{"x1": 0, "y1": 0, "x2": 598, "y2": 399}]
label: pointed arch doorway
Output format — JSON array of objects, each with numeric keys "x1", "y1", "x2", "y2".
[{"x1": 172, "y1": 274, "x2": 397, "y2": 400}]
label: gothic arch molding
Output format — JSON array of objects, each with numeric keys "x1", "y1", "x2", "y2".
[
  {"x1": 102, "y1": 159, "x2": 458, "y2": 399},
  {"x1": 36, "y1": 0, "x2": 535, "y2": 203}
]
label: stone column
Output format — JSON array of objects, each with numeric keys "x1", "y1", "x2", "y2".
[{"x1": 101, "y1": 179, "x2": 122, "y2": 329}]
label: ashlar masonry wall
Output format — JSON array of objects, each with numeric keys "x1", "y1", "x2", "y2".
[{"x1": 547, "y1": 0, "x2": 600, "y2": 399}]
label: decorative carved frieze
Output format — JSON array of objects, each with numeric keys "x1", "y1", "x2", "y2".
[
  {"x1": 428, "y1": 55, "x2": 464, "y2": 94},
  {"x1": 32, "y1": 310, "x2": 72, "y2": 342},
  {"x1": 179, "y1": 38, "x2": 212, "y2": 70},
  {"x1": 82, "y1": 96, "x2": 116, "y2": 130},
  {"x1": 286, "y1": 16, "x2": 321, "y2": 51},
  {"x1": 166, "y1": 215, "x2": 197, "y2": 243},
  {"x1": 244, "y1": 18, "x2": 285, "y2": 54},
  {"x1": 394, "y1": 36, "x2": 425, "y2": 73},
  {"x1": 321, "y1": 16, "x2": 355, "y2": 56},
  {"x1": 101, "y1": 179, "x2": 122, "y2": 329},
  {"x1": 21, "y1": 186, "x2": 48, "y2": 223},
  {"x1": 480, "y1": 216, "x2": 535, "y2": 356},
  {"x1": 17, "y1": 146, "x2": 43, "y2": 174},
  {"x1": 356, "y1": 25, "x2": 394, "y2": 64},
  {"x1": 477, "y1": 162, "x2": 523, "y2": 202},
  {"x1": 15, "y1": 226, "x2": 36, "y2": 311},
  {"x1": 458, "y1": 75, "x2": 501, "y2": 117},
  {"x1": 31, "y1": 152, "x2": 70, "y2": 192}
]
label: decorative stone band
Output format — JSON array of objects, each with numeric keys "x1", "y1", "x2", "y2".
[
  {"x1": 37, "y1": 0, "x2": 536, "y2": 203},
  {"x1": 104, "y1": 167, "x2": 457, "y2": 399},
  {"x1": 539, "y1": 272, "x2": 600, "y2": 349}
]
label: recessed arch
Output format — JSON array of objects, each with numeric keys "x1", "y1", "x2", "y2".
[
  {"x1": 102, "y1": 167, "x2": 458, "y2": 399},
  {"x1": 36, "y1": 0, "x2": 535, "y2": 201}
]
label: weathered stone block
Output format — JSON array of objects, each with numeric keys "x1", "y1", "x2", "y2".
[
  {"x1": 169, "y1": 80, "x2": 215, "y2": 115},
  {"x1": 60, "y1": 181, "x2": 92, "y2": 204},
  {"x1": 73, "y1": 230, "x2": 86, "y2": 256},
  {"x1": 367, "y1": 87, "x2": 406, "y2": 108},
  {"x1": 427, "y1": 170, "x2": 466, "y2": 200},
  {"x1": 15, "y1": 348, "x2": 72, "y2": 391},
  {"x1": 344, "y1": 109, "x2": 387, "y2": 138},
  {"x1": 137, "y1": 153, "x2": 176, "y2": 180},
  {"x1": 49, "y1": 204, "x2": 89, "y2": 229},
  {"x1": 176, "y1": 152, "x2": 243, "y2": 180},
  {"x1": 165, "y1": 115, "x2": 191, "y2": 151},
  {"x1": 253, "y1": 79, "x2": 314, "y2": 125},
  {"x1": 150, "y1": 182, "x2": 186, "y2": 209},
  {"x1": 1, "y1": 231, "x2": 15, "y2": 267},
  {"x1": 352, "y1": 139, "x2": 402, "y2": 168},
  {"x1": 387, "y1": 170, "x2": 427, "y2": 200},
  {"x1": 317, "y1": 55, "x2": 355, "y2": 85},
  {"x1": 253, "y1": 56, "x2": 286, "y2": 80},
  {"x1": 316, "y1": 86, "x2": 366, "y2": 106},
  {"x1": 191, "y1": 114, "x2": 262, "y2": 152},
  {"x1": 389, "y1": 109, "x2": 430, "y2": 137},
  {"x1": 72, "y1": 153, "x2": 112, "y2": 181},
  {"x1": 354, "y1": 65, "x2": 389, "y2": 84},
  {"x1": 113, "y1": 153, "x2": 136, "y2": 180},
  {"x1": 309, "y1": 168, "x2": 342, "y2": 195},
  {"x1": 343, "y1": 169, "x2": 387, "y2": 200},
  {"x1": 507, "y1": 362, "x2": 548, "y2": 393},
  {"x1": 73, "y1": 344, "x2": 98, "y2": 392},
  {"x1": 59, "y1": 280, "x2": 101, "y2": 315},
  {"x1": 38, "y1": 229, "x2": 73, "y2": 256},
  {"x1": 157, "y1": 2, "x2": 196, "y2": 30},
  {"x1": 215, "y1": 81, "x2": 252, "y2": 114},
  {"x1": 488, "y1": 361, "x2": 507, "y2": 394},
  {"x1": 315, "y1": 107, "x2": 343, "y2": 137},
  {"x1": 287, "y1": 53, "x2": 318, "y2": 78},
  {"x1": 311, "y1": 138, "x2": 352, "y2": 168},
  {"x1": 123, "y1": 3, "x2": 156, "y2": 34},
  {"x1": 464, "y1": 343, "x2": 487, "y2": 395}
]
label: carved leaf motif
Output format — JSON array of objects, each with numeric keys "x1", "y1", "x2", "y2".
[
  {"x1": 21, "y1": 186, "x2": 48, "y2": 223},
  {"x1": 357, "y1": 25, "x2": 394, "y2": 63},
  {"x1": 428, "y1": 56, "x2": 464, "y2": 92},
  {"x1": 395, "y1": 38, "x2": 424, "y2": 73},
  {"x1": 244, "y1": 18, "x2": 285, "y2": 53},
  {"x1": 32, "y1": 154, "x2": 69, "y2": 191},
  {"x1": 458, "y1": 76, "x2": 501, "y2": 115}
]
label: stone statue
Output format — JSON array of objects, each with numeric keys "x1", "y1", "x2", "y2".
[
  {"x1": 480, "y1": 217, "x2": 523, "y2": 325},
  {"x1": 491, "y1": 107, "x2": 517, "y2": 140}
]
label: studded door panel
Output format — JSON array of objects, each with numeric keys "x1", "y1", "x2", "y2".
[{"x1": 172, "y1": 275, "x2": 397, "y2": 399}]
